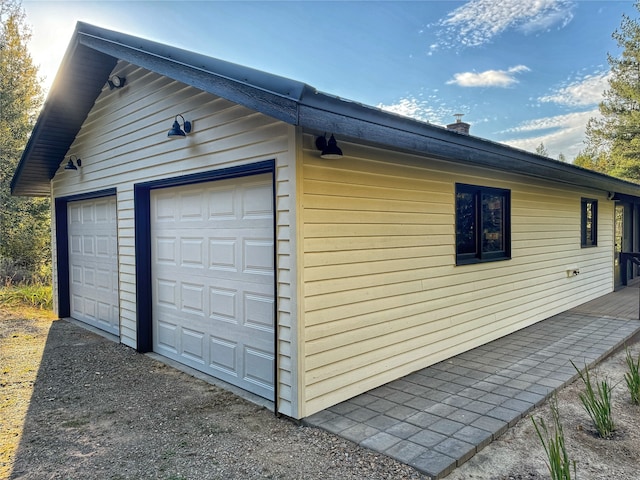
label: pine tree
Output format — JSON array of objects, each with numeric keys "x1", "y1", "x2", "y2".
[
  {"x1": 584, "y1": 2, "x2": 640, "y2": 182},
  {"x1": 0, "y1": 0, "x2": 48, "y2": 282}
]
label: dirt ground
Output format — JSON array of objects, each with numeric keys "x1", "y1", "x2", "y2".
[{"x1": 1, "y1": 308, "x2": 640, "y2": 480}]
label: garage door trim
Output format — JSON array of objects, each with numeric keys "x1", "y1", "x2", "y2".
[{"x1": 54, "y1": 188, "x2": 117, "y2": 319}]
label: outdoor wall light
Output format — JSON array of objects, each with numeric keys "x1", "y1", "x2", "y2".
[
  {"x1": 167, "y1": 114, "x2": 192, "y2": 139},
  {"x1": 108, "y1": 75, "x2": 126, "y2": 89},
  {"x1": 64, "y1": 155, "x2": 82, "y2": 171},
  {"x1": 315, "y1": 134, "x2": 343, "y2": 159}
]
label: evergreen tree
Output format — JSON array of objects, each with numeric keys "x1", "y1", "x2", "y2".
[
  {"x1": 0, "y1": 0, "x2": 48, "y2": 282},
  {"x1": 584, "y1": 2, "x2": 640, "y2": 182}
]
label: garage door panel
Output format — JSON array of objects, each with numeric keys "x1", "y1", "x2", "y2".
[
  {"x1": 69, "y1": 204, "x2": 82, "y2": 223},
  {"x1": 83, "y1": 236, "x2": 95, "y2": 255},
  {"x1": 155, "y1": 237, "x2": 177, "y2": 264},
  {"x1": 96, "y1": 268, "x2": 112, "y2": 291},
  {"x1": 156, "y1": 278, "x2": 178, "y2": 308},
  {"x1": 244, "y1": 347, "x2": 274, "y2": 386},
  {"x1": 68, "y1": 197, "x2": 119, "y2": 336},
  {"x1": 95, "y1": 201, "x2": 111, "y2": 222},
  {"x1": 209, "y1": 238, "x2": 237, "y2": 271},
  {"x1": 156, "y1": 319, "x2": 178, "y2": 352},
  {"x1": 154, "y1": 194, "x2": 177, "y2": 222},
  {"x1": 210, "y1": 336, "x2": 238, "y2": 375},
  {"x1": 97, "y1": 302, "x2": 112, "y2": 324},
  {"x1": 181, "y1": 282, "x2": 205, "y2": 315},
  {"x1": 244, "y1": 293, "x2": 275, "y2": 331},
  {"x1": 82, "y1": 203, "x2": 93, "y2": 222},
  {"x1": 182, "y1": 328, "x2": 206, "y2": 363},
  {"x1": 71, "y1": 294, "x2": 83, "y2": 315},
  {"x1": 70, "y1": 235, "x2": 82, "y2": 254},
  {"x1": 209, "y1": 286, "x2": 237, "y2": 322},
  {"x1": 152, "y1": 174, "x2": 275, "y2": 400},
  {"x1": 84, "y1": 267, "x2": 96, "y2": 287},
  {"x1": 96, "y1": 236, "x2": 111, "y2": 256},
  {"x1": 181, "y1": 237, "x2": 206, "y2": 267},
  {"x1": 180, "y1": 192, "x2": 206, "y2": 220},
  {"x1": 83, "y1": 297, "x2": 97, "y2": 319},
  {"x1": 242, "y1": 183, "x2": 272, "y2": 218},
  {"x1": 243, "y1": 238, "x2": 273, "y2": 274}
]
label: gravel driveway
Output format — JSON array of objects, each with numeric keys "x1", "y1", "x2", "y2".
[{"x1": 2, "y1": 312, "x2": 428, "y2": 480}]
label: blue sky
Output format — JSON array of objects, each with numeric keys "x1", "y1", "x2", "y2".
[{"x1": 23, "y1": 0, "x2": 635, "y2": 160}]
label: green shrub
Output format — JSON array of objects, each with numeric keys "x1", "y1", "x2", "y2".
[
  {"x1": 624, "y1": 348, "x2": 640, "y2": 405},
  {"x1": 531, "y1": 396, "x2": 575, "y2": 480},
  {"x1": 571, "y1": 360, "x2": 615, "y2": 438}
]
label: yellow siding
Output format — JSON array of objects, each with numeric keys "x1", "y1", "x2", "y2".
[
  {"x1": 49, "y1": 62, "x2": 298, "y2": 417},
  {"x1": 299, "y1": 135, "x2": 614, "y2": 416}
]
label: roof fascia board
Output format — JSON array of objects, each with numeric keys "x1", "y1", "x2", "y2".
[
  {"x1": 298, "y1": 103, "x2": 640, "y2": 196},
  {"x1": 76, "y1": 30, "x2": 300, "y2": 125}
]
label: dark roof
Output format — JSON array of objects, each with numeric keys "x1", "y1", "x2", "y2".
[{"x1": 12, "y1": 22, "x2": 640, "y2": 198}]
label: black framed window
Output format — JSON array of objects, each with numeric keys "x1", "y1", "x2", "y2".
[
  {"x1": 581, "y1": 198, "x2": 598, "y2": 247},
  {"x1": 456, "y1": 183, "x2": 511, "y2": 265}
]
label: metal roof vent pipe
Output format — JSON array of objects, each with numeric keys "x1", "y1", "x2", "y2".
[{"x1": 446, "y1": 114, "x2": 470, "y2": 135}]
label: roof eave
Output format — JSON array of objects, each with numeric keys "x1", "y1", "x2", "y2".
[
  {"x1": 297, "y1": 96, "x2": 640, "y2": 197},
  {"x1": 12, "y1": 22, "x2": 640, "y2": 200}
]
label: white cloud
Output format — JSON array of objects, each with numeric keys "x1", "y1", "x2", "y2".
[
  {"x1": 433, "y1": 0, "x2": 575, "y2": 49},
  {"x1": 502, "y1": 109, "x2": 599, "y2": 160},
  {"x1": 447, "y1": 65, "x2": 530, "y2": 88},
  {"x1": 377, "y1": 95, "x2": 468, "y2": 126},
  {"x1": 539, "y1": 71, "x2": 610, "y2": 106},
  {"x1": 378, "y1": 94, "x2": 597, "y2": 161}
]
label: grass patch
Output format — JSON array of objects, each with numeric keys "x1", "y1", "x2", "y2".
[
  {"x1": 531, "y1": 396, "x2": 575, "y2": 480},
  {"x1": 624, "y1": 348, "x2": 640, "y2": 405},
  {"x1": 571, "y1": 360, "x2": 615, "y2": 438},
  {"x1": 0, "y1": 283, "x2": 53, "y2": 310}
]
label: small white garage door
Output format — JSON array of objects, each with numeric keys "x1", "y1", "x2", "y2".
[
  {"x1": 151, "y1": 174, "x2": 275, "y2": 400},
  {"x1": 68, "y1": 197, "x2": 119, "y2": 335}
]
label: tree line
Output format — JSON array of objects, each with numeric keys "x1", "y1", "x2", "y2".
[{"x1": 1, "y1": 0, "x2": 48, "y2": 283}]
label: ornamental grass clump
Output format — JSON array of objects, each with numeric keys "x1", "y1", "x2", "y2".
[
  {"x1": 624, "y1": 348, "x2": 640, "y2": 405},
  {"x1": 571, "y1": 360, "x2": 615, "y2": 438},
  {"x1": 531, "y1": 396, "x2": 575, "y2": 480},
  {"x1": 0, "y1": 282, "x2": 53, "y2": 310}
]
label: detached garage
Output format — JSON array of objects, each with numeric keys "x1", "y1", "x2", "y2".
[{"x1": 12, "y1": 23, "x2": 640, "y2": 419}]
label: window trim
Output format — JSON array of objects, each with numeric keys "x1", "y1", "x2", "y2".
[
  {"x1": 581, "y1": 198, "x2": 598, "y2": 248},
  {"x1": 455, "y1": 183, "x2": 511, "y2": 265}
]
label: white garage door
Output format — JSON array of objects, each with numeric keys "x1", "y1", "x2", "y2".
[
  {"x1": 151, "y1": 174, "x2": 275, "y2": 400},
  {"x1": 68, "y1": 197, "x2": 119, "y2": 335}
]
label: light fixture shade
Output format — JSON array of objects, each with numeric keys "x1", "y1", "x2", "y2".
[
  {"x1": 167, "y1": 114, "x2": 192, "y2": 139},
  {"x1": 167, "y1": 119, "x2": 186, "y2": 138},
  {"x1": 320, "y1": 134, "x2": 343, "y2": 159},
  {"x1": 108, "y1": 75, "x2": 126, "y2": 89},
  {"x1": 64, "y1": 158, "x2": 77, "y2": 170}
]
